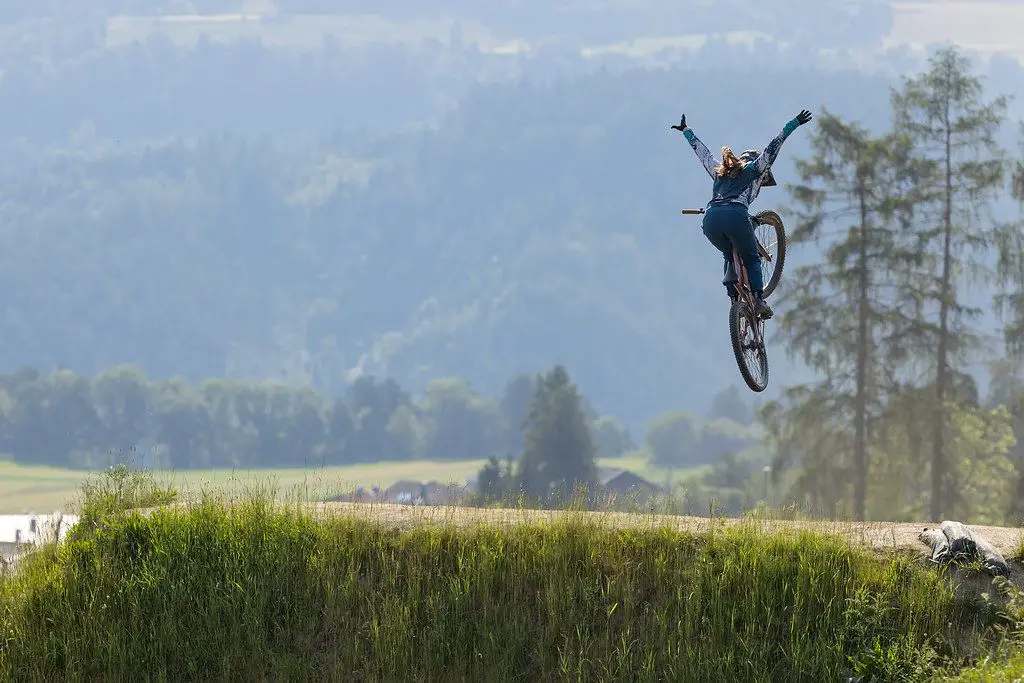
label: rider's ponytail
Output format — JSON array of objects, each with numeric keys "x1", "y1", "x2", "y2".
[{"x1": 715, "y1": 146, "x2": 744, "y2": 178}]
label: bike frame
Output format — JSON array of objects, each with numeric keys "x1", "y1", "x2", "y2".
[{"x1": 681, "y1": 208, "x2": 773, "y2": 348}]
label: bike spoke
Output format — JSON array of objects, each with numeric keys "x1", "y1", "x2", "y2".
[
  {"x1": 740, "y1": 313, "x2": 767, "y2": 386},
  {"x1": 756, "y1": 226, "x2": 778, "y2": 291}
]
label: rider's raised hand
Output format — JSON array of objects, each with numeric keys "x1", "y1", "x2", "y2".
[
  {"x1": 670, "y1": 114, "x2": 687, "y2": 131},
  {"x1": 796, "y1": 109, "x2": 813, "y2": 125}
]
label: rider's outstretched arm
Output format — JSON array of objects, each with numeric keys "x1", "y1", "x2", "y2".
[
  {"x1": 681, "y1": 128, "x2": 719, "y2": 179},
  {"x1": 752, "y1": 117, "x2": 802, "y2": 175}
]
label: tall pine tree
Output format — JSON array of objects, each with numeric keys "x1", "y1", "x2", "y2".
[
  {"x1": 517, "y1": 365, "x2": 597, "y2": 504},
  {"x1": 995, "y1": 124, "x2": 1024, "y2": 521},
  {"x1": 767, "y1": 111, "x2": 922, "y2": 520},
  {"x1": 995, "y1": 123, "x2": 1024, "y2": 358},
  {"x1": 891, "y1": 46, "x2": 1011, "y2": 520}
]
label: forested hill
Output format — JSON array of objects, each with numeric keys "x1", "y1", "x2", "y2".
[
  {"x1": 2, "y1": 0, "x2": 1023, "y2": 428},
  {"x1": 0, "y1": 64, "x2": 911, "y2": 427}
]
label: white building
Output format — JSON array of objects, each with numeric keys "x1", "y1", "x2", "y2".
[{"x1": 0, "y1": 512, "x2": 79, "y2": 563}]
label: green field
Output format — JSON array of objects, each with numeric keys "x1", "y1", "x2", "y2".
[{"x1": 0, "y1": 455, "x2": 698, "y2": 513}]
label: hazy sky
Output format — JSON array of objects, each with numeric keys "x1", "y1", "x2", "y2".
[
  {"x1": 888, "y1": 1, "x2": 1024, "y2": 60},
  {"x1": 96, "y1": 2, "x2": 1024, "y2": 69}
]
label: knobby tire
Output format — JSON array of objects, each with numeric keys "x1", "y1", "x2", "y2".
[
  {"x1": 753, "y1": 210, "x2": 786, "y2": 299},
  {"x1": 729, "y1": 299, "x2": 769, "y2": 392}
]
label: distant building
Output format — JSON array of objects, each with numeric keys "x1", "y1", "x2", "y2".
[
  {"x1": 322, "y1": 478, "x2": 484, "y2": 507},
  {"x1": 421, "y1": 481, "x2": 469, "y2": 506},
  {"x1": 384, "y1": 480, "x2": 428, "y2": 505},
  {"x1": 0, "y1": 512, "x2": 78, "y2": 563},
  {"x1": 359, "y1": 480, "x2": 473, "y2": 506},
  {"x1": 597, "y1": 468, "x2": 662, "y2": 507}
]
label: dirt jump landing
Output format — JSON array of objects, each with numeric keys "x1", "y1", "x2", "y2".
[{"x1": 300, "y1": 502, "x2": 1023, "y2": 561}]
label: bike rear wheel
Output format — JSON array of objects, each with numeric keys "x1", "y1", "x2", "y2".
[
  {"x1": 753, "y1": 210, "x2": 786, "y2": 299},
  {"x1": 729, "y1": 299, "x2": 769, "y2": 392}
]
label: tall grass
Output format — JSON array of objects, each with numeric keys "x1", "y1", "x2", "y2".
[
  {"x1": 0, "y1": 485, "x2": 1000, "y2": 682},
  {"x1": 73, "y1": 463, "x2": 179, "y2": 533}
]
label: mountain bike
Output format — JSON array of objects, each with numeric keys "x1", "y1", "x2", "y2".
[{"x1": 681, "y1": 208, "x2": 787, "y2": 392}]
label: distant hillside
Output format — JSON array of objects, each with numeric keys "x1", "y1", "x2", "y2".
[{"x1": 0, "y1": 65, "x2": 907, "y2": 424}]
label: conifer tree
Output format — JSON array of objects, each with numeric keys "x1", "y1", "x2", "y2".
[
  {"x1": 891, "y1": 46, "x2": 1010, "y2": 519},
  {"x1": 769, "y1": 111, "x2": 922, "y2": 520},
  {"x1": 517, "y1": 365, "x2": 597, "y2": 504}
]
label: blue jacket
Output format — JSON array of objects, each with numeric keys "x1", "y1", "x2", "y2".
[{"x1": 682, "y1": 118, "x2": 800, "y2": 211}]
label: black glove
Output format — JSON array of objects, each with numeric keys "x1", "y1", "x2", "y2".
[
  {"x1": 670, "y1": 114, "x2": 687, "y2": 132},
  {"x1": 796, "y1": 109, "x2": 813, "y2": 125}
]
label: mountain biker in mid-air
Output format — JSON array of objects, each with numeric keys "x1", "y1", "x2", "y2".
[{"x1": 671, "y1": 109, "x2": 813, "y2": 320}]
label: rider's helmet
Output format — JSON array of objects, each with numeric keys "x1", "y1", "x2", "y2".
[{"x1": 739, "y1": 149, "x2": 776, "y2": 187}]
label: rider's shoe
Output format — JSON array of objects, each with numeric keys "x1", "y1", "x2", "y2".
[{"x1": 754, "y1": 294, "x2": 774, "y2": 320}]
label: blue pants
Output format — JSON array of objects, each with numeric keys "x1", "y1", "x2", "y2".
[{"x1": 701, "y1": 203, "x2": 763, "y2": 294}]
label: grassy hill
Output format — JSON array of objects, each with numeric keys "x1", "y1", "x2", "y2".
[
  {"x1": 0, "y1": 502, "x2": 994, "y2": 681},
  {"x1": 2, "y1": 471, "x2": 1024, "y2": 680}
]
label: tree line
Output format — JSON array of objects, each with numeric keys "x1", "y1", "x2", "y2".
[
  {"x1": 473, "y1": 369, "x2": 781, "y2": 514},
  {"x1": 0, "y1": 364, "x2": 756, "y2": 473},
  {"x1": 766, "y1": 46, "x2": 1024, "y2": 524}
]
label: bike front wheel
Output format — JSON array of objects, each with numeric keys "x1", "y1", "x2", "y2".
[
  {"x1": 729, "y1": 299, "x2": 769, "y2": 392},
  {"x1": 753, "y1": 210, "x2": 786, "y2": 299}
]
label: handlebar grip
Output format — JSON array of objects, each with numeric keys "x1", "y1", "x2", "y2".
[{"x1": 680, "y1": 209, "x2": 705, "y2": 215}]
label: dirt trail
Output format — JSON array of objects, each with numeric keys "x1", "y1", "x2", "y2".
[
  {"x1": 297, "y1": 502, "x2": 1023, "y2": 560},
  {"x1": 134, "y1": 499, "x2": 1024, "y2": 561}
]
